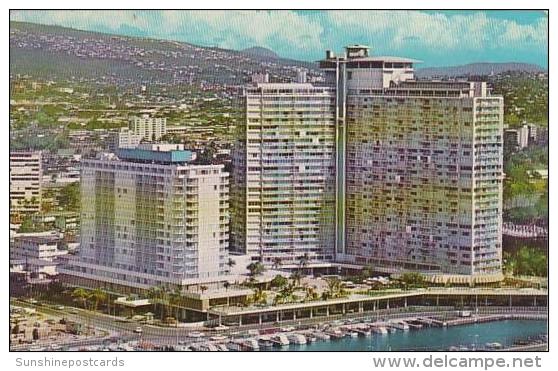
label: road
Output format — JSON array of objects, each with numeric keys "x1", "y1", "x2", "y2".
[{"x1": 10, "y1": 299, "x2": 211, "y2": 348}]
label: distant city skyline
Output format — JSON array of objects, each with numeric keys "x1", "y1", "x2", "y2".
[{"x1": 10, "y1": 10, "x2": 548, "y2": 68}]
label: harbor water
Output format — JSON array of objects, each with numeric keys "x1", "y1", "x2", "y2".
[{"x1": 268, "y1": 320, "x2": 548, "y2": 351}]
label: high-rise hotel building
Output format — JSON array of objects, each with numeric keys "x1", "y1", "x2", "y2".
[
  {"x1": 231, "y1": 83, "x2": 337, "y2": 266},
  {"x1": 61, "y1": 144, "x2": 229, "y2": 290},
  {"x1": 233, "y1": 45, "x2": 503, "y2": 278}
]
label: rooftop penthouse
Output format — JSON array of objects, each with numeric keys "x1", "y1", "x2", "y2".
[{"x1": 114, "y1": 143, "x2": 197, "y2": 164}]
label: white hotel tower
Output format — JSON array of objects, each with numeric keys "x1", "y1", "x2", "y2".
[
  {"x1": 231, "y1": 83, "x2": 337, "y2": 267},
  {"x1": 233, "y1": 45, "x2": 504, "y2": 280},
  {"x1": 61, "y1": 144, "x2": 229, "y2": 290}
]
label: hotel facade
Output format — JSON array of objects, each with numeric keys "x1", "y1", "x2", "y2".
[
  {"x1": 61, "y1": 144, "x2": 230, "y2": 290},
  {"x1": 231, "y1": 83, "x2": 337, "y2": 266},
  {"x1": 232, "y1": 45, "x2": 504, "y2": 278}
]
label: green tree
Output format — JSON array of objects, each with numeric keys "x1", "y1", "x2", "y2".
[
  {"x1": 90, "y1": 288, "x2": 107, "y2": 312},
  {"x1": 274, "y1": 283, "x2": 296, "y2": 305},
  {"x1": 71, "y1": 288, "x2": 91, "y2": 309},
  {"x1": 399, "y1": 272, "x2": 426, "y2": 289},
  {"x1": 324, "y1": 277, "x2": 348, "y2": 299},
  {"x1": 298, "y1": 253, "x2": 310, "y2": 274},
  {"x1": 18, "y1": 216, "x2": 38, "y2": 233},
  {"x1": 250, "y1": 287, "x2": 267, "y2": 305},
  {"x1": 304, "y1": 285, "x2": 319, "y2": 302},
  {"x1": 58, "y1": 182, "x2": 80, "y2": 211},
  {"x1": 247, "y1": 262, "x2": 265, "y2": 278},
  {"x1": 270, "y1": 275, "x2": 288, "y2": 289},
  {"x1": 512, "y1": 246, "x2": 547, "y2": 277},
  {"x1": 290, "y1": 271, "x2": 303, "y2": 287}
]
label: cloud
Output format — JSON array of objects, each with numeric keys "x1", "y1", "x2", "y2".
[
  {"x1": 325, "y1": 11, "x2": 547, "y2": 53},
  {"x1": 10, "y1": 10, "x2": 150, "y2": 34},
  {"x1": 10, "y1": 10, "x2": 547, "y2": 66},
  {"x1": 159, "y1": 11, "x2": 324, "y2": 52},
  {"x1": 11, "y1": 10, "x2": 324, "y2": 56}
]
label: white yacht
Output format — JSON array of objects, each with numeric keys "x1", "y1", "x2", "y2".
[
  {"x1": 287, "y1": 333, "x2": 307, "y2": 345},
  {"x1": 272, "y1": 334, "x2": 290, "y2": 347}
]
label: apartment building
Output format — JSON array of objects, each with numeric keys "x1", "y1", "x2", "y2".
[
  {"x1": 320, "y1": 45, "x2": 504, "y2": 276},
  {"x1": 60, "y1": 143, "x2": 230, "y2": 290},
  {"x1": 231, "y1": 83, "x2": 337, "y2": 266},
  {"x1": 232, "y1": 45, "x2": 504, "y2": 278},
  {"x1": 10, "y1": 151, "x2": 42, "y2": 215},
  {"x1": 10, "y1": 235, "x2": 67, "y2": 275},
  {"x1": 111, "y1": 115, "x2": 167, "y2": 150}
]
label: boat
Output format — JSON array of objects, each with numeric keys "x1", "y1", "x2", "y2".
[
  {"x1": 240, "y1": 338, "x2": 260, "y2": 351},
  {"x1": 189, "y1": 343, "x2": 204, "y2": 351},
  {"x1": 390, "y1": 321, "x2": 410, "y2": 331},
  {"x1": 372, "y1": 326, "x2": 388, "y2": 335},
  {"x1": 188, "y1": 331, "x2": 205, "y2": 339},
  {"x1": 226, "y1": 341, "x2": 243, "y2": 351},
  {"x1": 345, "y1": 331, "x2": 359, "y2": 338},
  {"x1": 314, "y1": 331, "x2": 331, "y2": 341},
  {"x1": 305, "y1": 334, "x2": 317, "y2": 343},
  {"x1": 287, "y1": 333, "x2": 307, "y2": 345},
  {"x1": 199, "y1": 343, "x2": 219, "y2": 351},
  {"x1": 354, "y1": 326, "x2": 372, "y2": 336},
  {"x1": 210, "y1": 335, "x2": 228, "y2": 341},
  {"x1": 485, "y1": 342, "x2": 503, "y2": 350},
  {"x1": 280, "y1": 326, "x2": 295, "y2": 332},
  {"x1": 257, "y1": 335, "x2": 274, "y2": 348},
  {"x1": 327, "y1": 329, "x2": 345, "y2": 339},
  {"x1": 119, "y1": 344, "x2": 135, "y2": 351},
  {"x1": 175, "y1": 345, "x2": 192, "y2": 351},
  {"x1": 215, "y1": 344, "x2": 229, "y2": 351},
  {"x1": 271, "y1": 334, "x2": 290, "y2": 347}
]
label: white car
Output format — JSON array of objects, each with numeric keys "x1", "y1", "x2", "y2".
[{"x1": 134, "y1": 327, "x2": 143, "y2": 334}]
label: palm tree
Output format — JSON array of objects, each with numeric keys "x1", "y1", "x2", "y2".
[
  {"x1": 223, "y1": 282, "x2": 231, "y2": 291},
  {"x1": 324, "y1": 277, "x2": 347, "y2": 299},
  {"x1": 226, "y1": 258, "x2": 236, "y2": 272},
  {"x1": 71, "y1": 288, "x2": 90, "y2": 309},
  {"x1": 290, "y1": 271, "x2": 303, "y2": 287},
  {"x1": 272, "y1": 257, "x2": 282, "y2": 270},
  {"x1": 274, "y1": 283, "x2": 296, "y2": 304},
  {"x1": 169, "y1": 289, "x2": 182, "y2": 326},
  {"x1": 361, "y1": 264, "x2": 375, "y2": 280},
  {"x1": 305, "y1": 285, "x2": 319, "y2": 302},
  {"x1": 147, "y1": 286, "x2": 163, "y2": 319},
  {"x1": 247, "y1": 262, "x2": 265, "y2": 278},
  {"x1": 90, "y1": 288, "x2": 107, "y2": 312},
  {"x1": 159, "y1": 287, "x2": 171, "y2": 321},
  {"x1": 199, "y1": 285, "x2": 208, "y2": 295},
  {"x1": 298, "y1": 253, "x2": 310, "y2": 274},
  {"x1": 251, "y1": 287, "x2": 267, "y2": 305},
  {"x1": 503, "y1": 252, "x2": 516, "y2": 276}
]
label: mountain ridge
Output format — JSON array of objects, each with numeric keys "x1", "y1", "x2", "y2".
[
  {"x1": 416, "y1": 62, "x2": 546, "y2": 78},
  {"x1": 10, "y1": 21, "x2": 546, "y2": 86}
]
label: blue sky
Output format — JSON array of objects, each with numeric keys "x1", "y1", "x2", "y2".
[{"x1": 10, "y1": 10, "x2": 548, "y2": 68}]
